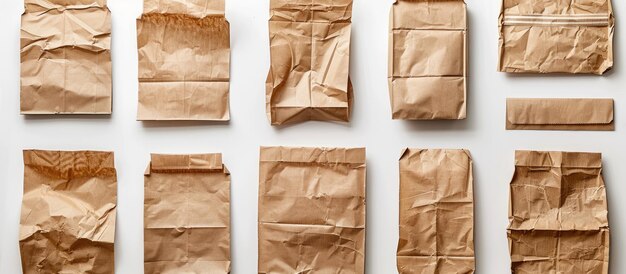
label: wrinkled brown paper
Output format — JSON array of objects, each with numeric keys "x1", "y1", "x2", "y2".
[
  {"x1": 389, "y1": 0, "x2": 467, "y2": 120},
  {"x1": 499, "y1": 0, "x2": 614, "y2": 74},
  {"x1": 507, "y1": 98, "x2": 614, "y2": 131},
  {"x1": 20, "y1": 150, "x2": 117, "y2": 274},
  {"x1": 21, "y1": 0, "x2": 112, "y2": 114},
  {"x1": 258, "y1": 147, "x2": 366, "y2": 273},
  {"x1": 397, "y1": 149, "x2": 475, "y2": 274},
  {"x1": 137, "y1": 0, "x2": 230, "y2": 121},
  {"x1": 508, "y1": 151, "x2": 610, "y2": 273},
  {"x1": 266, "y1": 0, "x2": 354, "y2": 125},
  {"x1": 144, "y1": 154, "x2": 231, "y2": 273}
]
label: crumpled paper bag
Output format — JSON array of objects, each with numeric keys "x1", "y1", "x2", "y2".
[
  {"x1": 20, "y1": 150, "x2": 117, "y2": 274},
  {"x1": 506, "y1": 98, "x2": 614, "y2": 131},
  {"x1": 397, "y1": 149, "x2": 475, "y2": 274},
  {"x1": 498, "y1": 0, "x2": 614, "y2": 74},
  {"x1": 137, "y1": 0, "x2": 230, "y2": 121},
  {"x1": 258, "y1": 147, "x2": 366, "y2": 273},
  {"x1": 508, "y1": 151, "x2": 610, "y2": 273},
  {"x1": 144, "y1": 154, "x2": 231, "y2": 274},
  {"x1": 20, "y1": 0, "x2": 112, "y2": 114},
  {"x1": 389, "y1": 0, "x2": 467, "y2": 120},
  {"x1": 265, "y1": 0, "x2": 354, "y2": 125}
]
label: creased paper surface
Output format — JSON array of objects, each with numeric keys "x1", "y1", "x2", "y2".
[
  {"x1": 389, "y1": 0, "x2": 467, "y2": 120},
  {"x1": 258, "y1": 147, "x2": 366, "y2": 273},
  {"x1": 397, "y1": 149, "x2": 475, "y2": 274},
  {"x1": 144, "y1": 154, "x2": 231, "y2": 274},
  {"x1": 137, "y1": 0, "x2": 230, "y2": 121},
  {"x1": 266, "y1": 0, "x2": 354, "y2": 125},
  {"x1": 19, "y1": 150, "x2": 117, "y2": 274},
  {"x1": 508, "y1": 151, "x2": 610, "y2": 273},
  {"x1": 506, "y1": 98, "x2": 614, "y2": 131},
  {"x1": 20, "y1": 0, "x2": 112, "y2": 114}
]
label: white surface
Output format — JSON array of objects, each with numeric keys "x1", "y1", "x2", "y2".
[{"x1": 0, "y1": 0, "x2": 625, "y2": 273}]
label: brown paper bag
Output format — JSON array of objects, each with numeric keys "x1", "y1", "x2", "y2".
[
  {"x1": 20, "y1": 150, "x2": 117, "y2": 274},
  {"x1": 506, "y1": 98, "x2": 614, "y2": 131},
  {"x1": 498, "y1": 0, "x2": 614, "y2": 74},
  {"x1": 144, "y1": 154, "x2": 231, "y2": 273},
  {"x1": 397, "y1": 149, "x2": 475, "y2": 274},
  {"x1": 20, "y1": 0, "x2": 112, "y2": 114},
  {"x1": 389, "y1": 0, "x2": 467, "y2": 120},
  {"x1": 508, "y1": 151, "x2": 610, "y2": 273},
  {"x1": 258, "y1": 147, "x2": 366, "y2": 273},
  {"x1": 137, "y1": 0, "x2": 230, "y2": 121},
  {"x1": 266, "y1": 0, "x2": 354, "y2": 125}
]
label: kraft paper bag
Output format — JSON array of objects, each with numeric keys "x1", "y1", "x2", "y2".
[
  {"x1": 258, "y1": 147, "x2": 366, "y2": 273},
  {"x1": 508, "y1": 151, "x2": 610, "y2": 273},
  {"x1": 20, "y1": 150, "x2": 117, "y2": 274},
  {"x1": 137, "y1": 0, "x2": 230, "y2": 121},
  {"x1": 144, "y1": 154, "x2": 231, "y2": 273},
  {"x1": 20, "y1": 0, "x2": 112, "y2": 114},
  {"x1": 506, "y1": 98, "x2": 614, "y2": 131},
  {"x1": 389, "y1": 0, "x2": 467, "y2": 120},
  {"x1": 499, "y1": 0, "x2": 614, "y2": 74},
  {"x1": 397, "y1": 149, "x2": 475, "y2": 274},
  {"x1": 266, "y1": 0, "x2": 354, "y2": 125}
]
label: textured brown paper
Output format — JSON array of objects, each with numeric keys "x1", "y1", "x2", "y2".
[
  {"x1": 20, "y1": 150, "x2": 117, "y2": 274},
  {"x1": 258, "y1": 147, "x2": 366, "y2": 273},
  {"x1": 20, "y1": 0, "x2": 112, "y2": 114},
  {"x1": 137, "y1": 0, "x2": 230, "y2": 121},
  {"x1": 389, "y1": 0, "x2": 467, "y2": 120},
  {"x1": 507, "y1": 98, "x2": 614, "y2": 131},
  {"x1": 508, "y1": 151, "x2": 610, "y2": 273},
  {"x1": 498, "y1": 0, "x2": 614, "y2": 74},
  {"x1": 266, "y1": 0, "x2": 354, "y2": 125},
  {"x1": 397, "y1": 149, "x2": 475, "y2": 274},
  {"x1": 144, "y1": 154, "x2": 231, "y2": 273}
]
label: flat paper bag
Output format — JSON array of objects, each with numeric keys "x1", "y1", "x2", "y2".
[
  {"x1": 258, "y1": 147, "x2": 366, "y2": 273},
  {"x1": 389, "y1": 0, "x2": 467, "y2": 120},
  {"x1": 508, "y1": 151, "x2": 610, "y2": 273},
  {"x1": 20, "y1": 150, "x2": 117, "y2": 274},
  {"x1": 21, "y1": 0, "x2": 112, "y2": 114},
  {"x1": 137, "y1": 0, "x2": 230, "y2": 121},
  {"x1": 144, "y1": 154, "x2": 231, "y2": 273},
  {"x1": 266, "y1": 0, "x2": 354, "y2": 125},
  {"x1": 498, "y1": 0, "x2": 614, "y2": 74},
  {"x1": 397, "y1": 149, "x2": 475, "y2": 274},
  {"x1": 506, "y1": 98, "x2": 614, "y2": 131}
]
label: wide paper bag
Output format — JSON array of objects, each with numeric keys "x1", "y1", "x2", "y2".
[
  {"x1": 144, "y1": 154, "x2": 231, "y2": 273},
  {"x1": 20, "y1": 150, "x2": 117, "y2": 274},
  {"x1": 258, "y1": 147, "x2": 366, "y2": 273},
  {"x1": 506, "y1": 98, "x2": 614, "y2": 131}
]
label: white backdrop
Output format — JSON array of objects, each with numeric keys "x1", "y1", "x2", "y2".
[{"x1": 1, "y1": 0, "x2": 625, "y2": 273}]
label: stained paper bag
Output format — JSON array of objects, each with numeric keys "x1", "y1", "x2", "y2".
[
  {"x1": 389, "y1": 0, "x2": 467, "y2": 120},
  {"x1": 266, "y1": 0, "x2": 354, "y2": 125},
  {"x1": 397, "y1": 149, "x2": 474, "y2": 274},
  {"x1": 258, "y1": 147, "x2": 366, "y2": 273},
  {"x1": 499, "y1": 0, "x2": 614, "y2": 74},
  {"x1": 20, "y1": 150, "x2": 117, "y2": 274},
  {"x1": 137, "y1": 0, "x2": 230, "y2": 121},
  {"x1": 144, "y1": 154, "x2": 231, "y2": 273},
  {"x1": 21, "y1": 0, "x2": 112, "y2": 114},
  {"x1": 506, "y1": 98, "x2": 614, "y2": 131},
  {"x1": 508, "y1": 151, "x2": 610, "y2": 273}
]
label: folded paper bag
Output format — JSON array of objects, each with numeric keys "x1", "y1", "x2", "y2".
[{"x1": 506, "y1": 98, "x2": 614, "y2": 131}]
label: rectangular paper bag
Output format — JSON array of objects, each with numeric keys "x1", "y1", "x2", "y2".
[{"x1": 506, "y1": 98, "x2": 614, "y2": 131}]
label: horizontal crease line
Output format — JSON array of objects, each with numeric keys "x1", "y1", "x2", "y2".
[
  {"x1": 138, "y1": 79, "x2": 229, "y2": 83},
  {"x1": 392, "y1": 28, "x2": 466, "y2": 31},
  {"x1": 397, "y1": 255, "x2": 475, "y2": 259},
  {"x1": 504, "y1": 13, "x2": 609, "y2": 18},
  {"x1": 259, "y1": 222, "x2": 364, "y2": 229},
  {"x1": 391, "y1": 75, "x2": 464, "y2": 78},
  {"x1": 505, "y1": 16, "x2": 609, "y2": 20},
  {"x1": 503, "y1": 21, "x2": 608, "y2": 26}
]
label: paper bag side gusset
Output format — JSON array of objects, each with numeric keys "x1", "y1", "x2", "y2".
[
  {"x1": 507, "y1": 151, "x2": 609, "y2": 274},
  {"x1": 498, "y1": 0, "x2": 613, "y2": 74},
  {"x1": 397, "y1": 148, "x2": 475, "y2": 274},
  {"x1": 258, "y1": 147, "x2": 366, "y2": 273},
  {"x1": 389, "y1": 0, "x2": 467, "y2": 120},
  {"x1": 20, "y1": 150, "x2": 117, "y2": 274},
  {"x1": 144, "y1": 154, "x2": 231, "y2": 274},
  {"x1": 506, "y1": 98, "x2": 615, "y2": 131},
  {"x1": 20, "y1": 1, "x2": 112, "y2": 114},
  {"x1": 265, "y1": 0, "x2": 353, "y2": 125}
]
